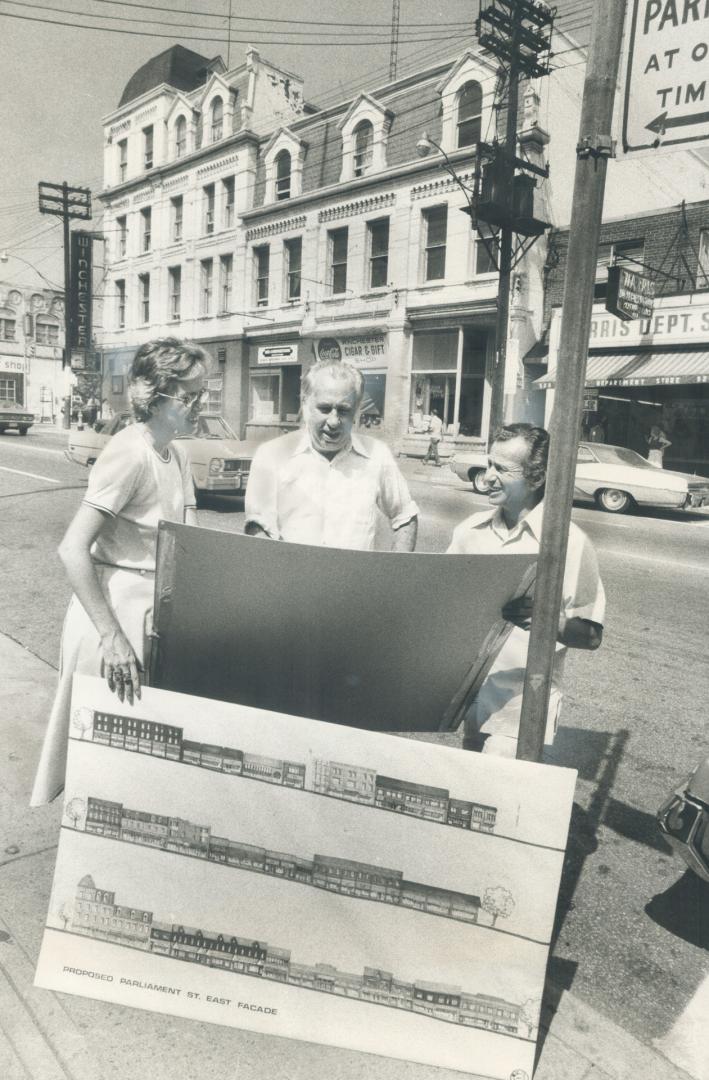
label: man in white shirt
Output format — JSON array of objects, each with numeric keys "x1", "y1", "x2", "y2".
[
  {"x1": 423, "y1": 409, "x2": 443, "y2": 467},
  {"x1": 447, "y1": 422, "x2": 605, "y2": 757},
  {"x1": 245, "y1": 360, "x2": 418, "y2": 551}
]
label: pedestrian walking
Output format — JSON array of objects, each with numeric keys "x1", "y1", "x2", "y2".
[
  {"x1": 423, "y1": 409, "x2": 444, "y2": 467},
  {"x1": 646, "y1": 424, "x2": 671, "y2": 468},
  {"x1": 30, "y1": 337, "x2": 210, "y2": 806}
]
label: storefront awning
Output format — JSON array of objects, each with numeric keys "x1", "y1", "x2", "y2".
[{"x1": 535, "y1": 350, "x2": 709, "y2": 389}]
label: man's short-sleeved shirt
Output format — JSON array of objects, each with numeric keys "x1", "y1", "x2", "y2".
[
  {"x1": 244, "y1": 429, "x2": 419, "y2": 550},
  {"x1": 447, "y1": 501, "x2": 605, "y2": 741},
  {"x1": 84, "y1": 423, "x2": 195, "y2": 571}
]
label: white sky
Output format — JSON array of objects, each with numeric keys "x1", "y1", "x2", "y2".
[{"x1": 0, "y1": 0, "x2": 592, "y2": 290}]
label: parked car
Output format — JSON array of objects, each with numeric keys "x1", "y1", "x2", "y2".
[
  {"x1": 65, "y1": 412, "x2": 257, "y2": 497},
  {"x1": 449, "y1": 441, "x2": 709, "y2": 514},
  {"x1": 0, "y1": 399, "x2": 34, "y2": 435}
]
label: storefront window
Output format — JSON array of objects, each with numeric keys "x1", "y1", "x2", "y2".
[
  {"x1": 459, "y1": 331, "x2": 486, "y2": 437},
  {"x1": 250, "y1": 373, "x2": 279, "y2": 421},
  {"x1": 410, "y1": 330, "x2": 457, "y2": 431},
  {"x1": 249, "y1": 364, "x2": 301, "y2": 423},
  {"x1": 358, "y1": 373, "x2": 386, "y2": 429}
]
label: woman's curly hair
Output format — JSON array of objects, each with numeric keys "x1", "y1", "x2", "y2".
[{"x1": 128, "y1": 338, "x2": 211, "y2": 422}]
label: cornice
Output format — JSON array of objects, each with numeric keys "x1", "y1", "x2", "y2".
[
  {"x1": 318, "y1": 193, "x2": 395, "y2": 223},
  {"x1": 245, "y1": 215, "x2": 307, "y2": 241}
]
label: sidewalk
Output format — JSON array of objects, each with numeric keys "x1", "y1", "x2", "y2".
[{"x1": 0, "y1": 630, "x2": 695, "y2": 1080}]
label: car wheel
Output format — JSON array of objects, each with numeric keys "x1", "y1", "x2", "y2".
[
  {"x1": 595, "y1": 488, "x2": 633, "y2": 514},
  {"x1": 18, "y1": 426, "x2": 29, "y2": 435},
  {"x1": 469, "y1": 468, "x2": 491, "y2": 494}
]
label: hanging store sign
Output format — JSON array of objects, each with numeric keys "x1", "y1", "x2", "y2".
[
  {"x1": 315, "y1": 333, "x2": 387, "y2": 367},
  {"x1": 606, "y1": 265, "x2": 655, "y2": 321},
  {"x1": 256, "y1": 344, "x2": 299, "y2": 366},
  {"x1": 68, "y1": 230, "x2": 92, "y2": 361},
  {"x1": 619, "y1": 0, "x2": 709, "y2": 155}
]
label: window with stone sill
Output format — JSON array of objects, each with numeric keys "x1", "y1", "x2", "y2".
[
  {"x1": 329, "y1": 226, "x2": 349, "y2": 294},
  {"x1": 456, "y1": 81, "x2": 482, "y2": 148},
  {"x1": 143, "y1": 126, "x2": 153, "y2": 170},
  {"x1": 211, "y1": 97, "x2": 223, "y2": 142},
  {"x1": 353, "y1": 120, "x2": 374, "y2": 178},
  {"x1": 175, "y1": 115, "x2": 187, "y2": 158},
  {"x1": 275, "y1": 150, "x2": 292, "y2": 200},
  {"x1": 284, "y1": 236, "x2": 302, "y2": 301}
]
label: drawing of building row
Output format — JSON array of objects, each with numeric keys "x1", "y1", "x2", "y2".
[
  {"x1": 68, "y1": 796, "x2": 509, "y2": 928},
  {"x1": 63, "y1": 875, "x2": 530, "y2": 1037},
  {"x1": 73, "y1": 708, "x2": 498, "y2": 833}
]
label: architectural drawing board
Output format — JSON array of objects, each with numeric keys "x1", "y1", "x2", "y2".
[
  {"x1": 35, "y1": 675, "x2": 577, "y2": 1077},
  {"x1": 150, "y1": 522, "x2": 535, "y2": 732}
]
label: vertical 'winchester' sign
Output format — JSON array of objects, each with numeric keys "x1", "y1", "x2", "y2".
[{"x1": 69, "y1": 230, "x2": 92, "y2": 357}]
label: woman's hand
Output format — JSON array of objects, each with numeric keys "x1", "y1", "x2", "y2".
[{"x1": 100, "y1": 627, "x2": 142, "y2": 704}]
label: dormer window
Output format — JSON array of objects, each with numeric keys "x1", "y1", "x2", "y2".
[
  {"x1": 175, "y1": 115, "x2": 187, "y2": 158},
  {"x1": 456, "y1": 81, "x2": 482, "y2": 148},
  {"x1": 353, "y1": 120, "x2": 374, "y2": 178},
  {"x1": 275, "y1": 150, "x2": 291, "y2": 200},
  {"x1": 211, "y1": 97, "x2": 223, "y2": 142}
]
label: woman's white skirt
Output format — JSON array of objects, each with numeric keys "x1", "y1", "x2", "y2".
[{"x1": 30, "y1": 564, "x2": 154, "y2": 807}]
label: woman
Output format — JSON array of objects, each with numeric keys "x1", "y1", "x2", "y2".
[
  {"x1": 646, "y1": 424, "x2": 671, "y2": 468},
  {"x1": 31, "y1": 337, "x2": 210, "y2": 806}
]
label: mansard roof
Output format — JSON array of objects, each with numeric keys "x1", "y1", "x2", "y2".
[{"x1": 118, "y1": 45, "x2": 225, "y2": 107}]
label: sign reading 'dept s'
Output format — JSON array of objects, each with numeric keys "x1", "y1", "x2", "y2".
[{"x1": 620, "y1": 0, "x2": 709, "y2": 155}]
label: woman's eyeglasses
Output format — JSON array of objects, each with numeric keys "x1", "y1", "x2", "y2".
[{"x1": 156, "y1": 388, "x2": 209, "y2": 408}]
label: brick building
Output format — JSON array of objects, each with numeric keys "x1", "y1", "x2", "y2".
[{"x1": 539, "y1": 200, "x2": 709, "y2": 474}]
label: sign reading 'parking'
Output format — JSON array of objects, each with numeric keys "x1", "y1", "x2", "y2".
[{"x1": 620, "y1": 0, "x2": 709, "y2": 155}]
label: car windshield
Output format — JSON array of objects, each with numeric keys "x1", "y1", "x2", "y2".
[
  {"x1": 183, "y1": 415, "x2": 237, "y2": 440},
  {"x1": 586, "y1": 444, "x2": 654, "y2": 468}
]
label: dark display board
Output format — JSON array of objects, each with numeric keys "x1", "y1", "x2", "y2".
[{"x1": 150, "y1": 523, "x2": 535, "y2": 733}]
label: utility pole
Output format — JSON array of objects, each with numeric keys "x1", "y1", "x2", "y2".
[
  {"x1": 475, "y1": 0, "x2": 554, "y2": 442},
  {"x1": 38, "y1": 181, "x2": 91, "y2": 427},
  {"x1": 516, "y1": 0, "x2": 627, "y2": 762},
  {"x1": 389, "y1": 0, "x2": 401, "y2": 81}
]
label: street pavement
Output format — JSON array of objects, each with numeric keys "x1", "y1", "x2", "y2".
[{"x1": 1, "y1": 426, "x2": 708, "y2": 1079}]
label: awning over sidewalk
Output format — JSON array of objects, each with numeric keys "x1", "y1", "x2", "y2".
[{"x1": 535, "y1": 350, "x2": 709, "y2": 389}]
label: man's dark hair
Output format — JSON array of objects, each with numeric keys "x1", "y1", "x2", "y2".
[{"x1": 493, "y1": 422, "x2": 549, "y2": 491}]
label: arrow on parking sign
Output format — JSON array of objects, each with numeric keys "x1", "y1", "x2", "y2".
[{"x1": 646, "y1": 109, "x2": 709, "y2": 135}]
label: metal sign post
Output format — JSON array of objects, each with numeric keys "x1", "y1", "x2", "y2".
[{"x1": 516, "y1": 0, "x2": 628, "y2": 762}]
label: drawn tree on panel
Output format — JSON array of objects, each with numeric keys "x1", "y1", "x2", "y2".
[
  {"x1": 71, "y1": 707, "x2": 94, "y2": 740},
  {"x1": 520, "y1": 997, "x2": 541, "y2": 1037},
  {"x1": 64, "y1": 797, "x2": 86, "y2": 829},
  {"x1": 482, "y1": 885, "x2": 515, "y2": 926},
  {"x1": 57, "y1": 900, "x2": 73, "y2": 929}
]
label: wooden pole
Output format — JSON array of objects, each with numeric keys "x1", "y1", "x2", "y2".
[
  {"x1": 516, "y1": 0, "x2": 627, "y2": 762},
  {"x1": 487, "y1": 8, "x2": 521, "y2": 442}
]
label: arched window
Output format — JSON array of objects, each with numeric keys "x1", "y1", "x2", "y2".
[
  {"x1": 211, "y1": 97, "x2": 223, "y2": 141},
  {"x1": 353, "y1": 120, "x2": 374, "y2": 177},
  {"x1": 456, "y1": 81, "x2": 482, "y2": 148},
  {"x1": 275, "y1": 149, "x2": 291, "y2": 200},
  {"x1": 175, "y1": 115, "x2": 187, "y2": 158}
]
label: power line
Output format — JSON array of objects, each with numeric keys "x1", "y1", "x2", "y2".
[
  {"x1": 2, "y1": 0, "x2": 469, "y2": 39},
  {"x1": 15, "y1": 0, "x2": 471, "y2": 28},
  {"x1": 0, "y1": 7, "x2": 468, "y2": 44}
]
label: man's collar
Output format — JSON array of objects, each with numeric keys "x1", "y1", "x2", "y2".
[
  {"x1": 471, "y1": 499, "x2": 545, "y2": 539},
  {"x1": 291, "y1": 429, "x2": 371, "y2": 459}
]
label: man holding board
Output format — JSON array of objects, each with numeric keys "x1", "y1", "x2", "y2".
[
  {"x1": 448, "y1": 423, "x2": 605, "y2": 758},
  {"x1": 245, "y1": 359, "x2": 418, "y2": 551}
]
